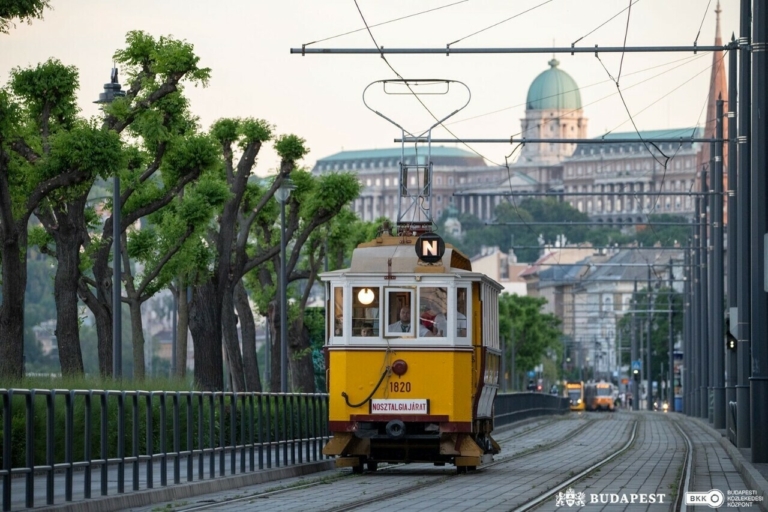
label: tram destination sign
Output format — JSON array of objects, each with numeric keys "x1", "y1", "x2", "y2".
[
  {"x1": 370, "y1": 399, "x2": 429, "y2": 414},
  {"x1": 415, "y1": 233, "x2": 445, "y2": 263}
]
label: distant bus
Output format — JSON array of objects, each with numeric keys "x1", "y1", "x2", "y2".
[
  {"x1": 584, "y1": 382, "x2": 616, "y2": 412},
  {"x1": 565, "y1": 381, "x2": 585, "y2": 411}
]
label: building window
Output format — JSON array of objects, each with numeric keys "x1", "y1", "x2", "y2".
[
  {"x1": 437, "y1": 196, "x2": 442, "y2": 203},
  {"x1": 385, "y1": 178, "x2": 390, "y2": 187},
  {"x1": 366, "y1": 179, "x2": 372, "y2": 186},
  {"x1": 436, "y1": 177, "x2": 442, "y2": 185},
  {"x1": 449, "y1": 177, "x2": 454, "y2": 185}
]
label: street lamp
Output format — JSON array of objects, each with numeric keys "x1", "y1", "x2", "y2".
[
  {"x1": 95, "y1": 67, "x2": 126, "y2": 378},
  {"x1": 274, "y1": 178, "x2": 296, "y2": 392}
]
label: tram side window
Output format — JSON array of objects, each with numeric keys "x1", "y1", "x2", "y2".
[
  {"x1": 419, "y1": 287, "x2": 447, "y2": 337},
  {"x1": 457, "y1": 287, "x2": 468, "y2": 337},
  {"x1": 352, "y1": 287, "x2": 379, "y2": 337},
  {"x1": 333, "y1": 287, "x2": 344, "y2": 336},
  {"x1": 385, "y1": 289, "x2": 416, "y2": 337}
]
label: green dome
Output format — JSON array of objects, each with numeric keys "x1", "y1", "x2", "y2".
[{"x1": 526, "y1": 59, "x2": 582, "y2": 110}]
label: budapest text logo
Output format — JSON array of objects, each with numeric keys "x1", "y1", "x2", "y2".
[{"x1": 555, "y1": 489, "x2": 666, "y2": 507}]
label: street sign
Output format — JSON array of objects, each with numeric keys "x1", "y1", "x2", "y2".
[
  {"x1": 527, "y1": 370, "x2": 535, "y2": 378},
  {"x1": 632, "y1": 360, "x2": 642, "y2": 371}
]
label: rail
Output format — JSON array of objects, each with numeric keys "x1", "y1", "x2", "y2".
[{"x1": 494, "y1": 392, "x2": 570, "y2": 427}]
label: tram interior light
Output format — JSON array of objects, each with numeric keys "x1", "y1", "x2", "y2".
[{"x1": 358, "y1": 288, "x2": 375, "y2": 305}]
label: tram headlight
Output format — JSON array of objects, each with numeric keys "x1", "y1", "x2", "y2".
[{"x1": 358, "y1": 288, "x2": 375, "y2": 305}]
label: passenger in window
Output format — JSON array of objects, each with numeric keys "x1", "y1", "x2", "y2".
[
  {"x1": 360, "y1": 323, "x2": 374, "y2": 337},
  {"x1": 389, "y1": 306, "x2": 432, "y2": 336}
]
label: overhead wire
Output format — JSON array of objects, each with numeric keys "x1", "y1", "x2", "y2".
[
  {"x1": 693, "y1": 0, "x2": 714, "y2": 47},
  {"x1": 302, "y1": 0, "x2": 469, "y2": 47},
  {"x1": 571, "y1": 0, "x2": 641, "y2": 47},
  {"x1": 446, "y1": 0, "x2": 554, "y2": 48}
]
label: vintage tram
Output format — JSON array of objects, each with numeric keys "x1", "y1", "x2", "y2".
[{"x1": 320, "y1": 230, "x2": 503, "y2": 472}]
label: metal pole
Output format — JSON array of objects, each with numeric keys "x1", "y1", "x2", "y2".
[
  {"x1": 700, "y1": 176, "x2": 711, "y2": 420},
  {"x1": 280, "y1": 200, "x2": 288, "y2": 393},
  {"x1": 727, "y1": 35, "x2": 739, "y2": 435},
  {"x1": 693, "y1": 200, "x2": 701, "y2": 419},
  {"x1": 632, "y1": 281, "x2": 639, "y2": 411},
  {"x1": 685, "y1": 242, "x2": 693, "y2": 415},
  {"x1": 171, "y1": 288, "x2": 177, "y2": 377},
  {"x1": 501, "y1": 335, "x2": 507, "y2": 393},
  {"x1": 647, "y1": 266, "x2": 653, "y2": 412},
  {"x1": 510, "y1": 325, "x2": 516, "y2": 391},
  {"x1": 713, "y1": 101, "x2": 726, "y2": 429},
  {"x1": 113, "y1": 176, "x2": 121, "y2": 378},
  {"x1": 708, "y1": 140, "x2": 717, "y2": 424},
  {"x1": 293, "y1": 45, "x2": 729, "y2": 56},
  {"x1": 750, "y1": 0, "x2": 768, "y2": 463},
  {"x1": 669, "y1": 259, "x2": 674, "y2": 411},
  {"x1": 736, "y1": 0, "x2": 752, "y2": 449}
]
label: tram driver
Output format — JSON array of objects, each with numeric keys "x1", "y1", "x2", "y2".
[{"x1": 389, "y1": 306, "x2": 433, "y2": 337}]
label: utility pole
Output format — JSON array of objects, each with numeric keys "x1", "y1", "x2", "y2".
[
  {"x1": 668, "y1": 258, "x2": 674, "y2": 411},
  {"x1": 713, "y1": 100, "x2": 726, "y2": 429},
  {"x1": 632, "y1": 280, "x2": 639, "y2": 411},
  {"x1": 750, "y1": 0, "x2": 768, "y2": 463},
  {"x1": 726, "y1": 34, "x2": 739, "y2": 439},
  {"x1": 700, "y1": 171, "x2": 710, "y2": 420},
  {"x1": 647, "y1": 266, "x2": 653, "y2": 412},
  {"x1": 736, "y1": 0, "x2": 752, "y2": 449}
]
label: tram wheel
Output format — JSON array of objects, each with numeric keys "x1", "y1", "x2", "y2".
[
  {"x1": 367, "y1": 461, "x2": 378, "y2": 472},
  {"x1": 352, "y1": 462, "x2": 365, "y2": 474},
  {"x1": 456, "y1": 466, "x2": 468, "y2": 474}
]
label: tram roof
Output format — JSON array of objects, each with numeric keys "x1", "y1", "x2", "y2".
[{"x1": 319, "y1": 233, "x2": 503, "y2": 290}]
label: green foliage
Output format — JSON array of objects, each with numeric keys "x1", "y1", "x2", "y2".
[
  {"x1": 159, "y1": 134, "x2": 219, "y2": 185},
  {"x1": 498, "y1": 293, "x2": 562, "y2": 375},
  {"x1": 274, "y1": 134, "x2": 307, "y2": 162},
  {"x1": 42, "y1": 121, "x2": 124, "y2": 181},
  {"x1": 0, "y1": 0, "x2": 52, "y2": 33},
  {"x1": 635, "y1": 214, "x2": 691, "y2": 247},
  {"x1": 113, "y1": 31, "x2": 211, "y2": 86},
  {"x1": 10, "y1": 58, "x2": 79, "y2": 127}
]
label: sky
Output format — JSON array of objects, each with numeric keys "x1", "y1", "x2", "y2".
[{"x1": 1, "y1": 0, "x2": 741, "y2": 174}]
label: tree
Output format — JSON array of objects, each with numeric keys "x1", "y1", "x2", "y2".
[
  {"x1": 76, "y1": 31, "x2": 213, "y2": 377},
  {"x1": 0, "y1": 65, "x2": 122, "y2": 379},
  {"x1": 498, "y1": 293, "x2": 561, "y2": 388},
  {"x1": 0, "y1": 0, "x2": 51, "y2": 34}
]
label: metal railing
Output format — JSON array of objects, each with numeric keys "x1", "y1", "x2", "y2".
[
  {"x1": 494, "y1": 392, "x2": 571, "y2": 427},
  {"x1": 0, "y1": 389, "x2": 329, "y2": 511}
]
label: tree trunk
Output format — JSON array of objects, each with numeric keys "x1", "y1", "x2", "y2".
[
  {"x1": 289, "y1": 320, "x2": 315, "y2": 393},
  {"x1": 129, "y1": 300, "x2": 146, "y2": 380},
  {"x1": 52, "y1": 215, "x2": 85, "y2": 377},
  {"x1": 175, "y1": 284, "x2": 188, "y2": 378},
  {"x1": 189, "y1": 280, "x2": 223, "y2": 390},
  {"x1": 0, "y1": 235, "x2": 26, "y2": 380},
  {"x1": 221, "y1": 289, "x2": 246, "y2": 393},
  {"x1": 235, "y1": 281, "x2": 261, "y2": 392},
  {"x1": 89, "y1": 254, "x2": 114, "y2": 376}
]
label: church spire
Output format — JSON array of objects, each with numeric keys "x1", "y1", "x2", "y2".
[{"x1": 699, "y1": 0, "x2": 729, "y2": 219}]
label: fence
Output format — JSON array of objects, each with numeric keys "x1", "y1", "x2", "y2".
[
  {"x1": 0, "y1": 389, "x2": 329, "y2": 511},
  {"x1": 1, "y1": 388, "x2": 569, "y2": 511},
  {"x1": 494, "y1": 392, "x2": 570, "y2": 427}
]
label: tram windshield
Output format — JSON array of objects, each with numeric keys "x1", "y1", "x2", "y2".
[
  {"x1": 596, "y1": 387, "x2": 612, "y2": 397},
  {"x1": 419, "y1": 287, "x2": 447, "y2": 337},
  {"x1": 568, "y1": 389, "x2": 582, "y2": 402}
]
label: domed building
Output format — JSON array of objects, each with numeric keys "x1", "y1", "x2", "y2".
[{"x1": 518, "y1": 58, "x2": 588, "y2": 167}]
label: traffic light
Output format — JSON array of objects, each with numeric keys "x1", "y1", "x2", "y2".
[
  {"x1": 726, "y1": 335, "x2": 737, "y2": 352},
  {"x1": 633, "y1": 368, "x2": 640, "y2": 381}
]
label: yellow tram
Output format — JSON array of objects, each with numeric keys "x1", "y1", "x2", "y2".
[
  {"x1": 565, "y1": 381, "x2": 586, "y2": 411},
  {"x1": 320, "y1": 230, "x2": 503, "y2": 472},
  {"x1": 584, "y1": 381, "x2": 616, "y2": 412}
]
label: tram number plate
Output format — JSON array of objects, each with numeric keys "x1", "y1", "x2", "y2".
[
  {"x1": 370, "y1": 399, "x2": 429, "y2": 414},
  {"x1": 390, "y1": 381, "x2": 411, "y2": 393}
]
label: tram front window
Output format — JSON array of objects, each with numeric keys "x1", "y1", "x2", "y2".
[
  {"x1": 568, "y1": 390, "x2": 582, "y2": 404},
  {"x1": 352, "y1": 287, "x2": 379, "y2": 337},
  {"x1": 419, "y1": 287, "x2": 447, "y2": 337},
  {"x1": 596, "y1": 388, "x2": 612, "y2": 397}
]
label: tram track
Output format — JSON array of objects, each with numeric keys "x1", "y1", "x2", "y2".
[{"x1": 171, "y1": 416, "x2": 601, "y2": 512}]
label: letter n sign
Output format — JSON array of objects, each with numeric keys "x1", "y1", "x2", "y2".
[{"x1": 416, "y1": 233, "x2": 445, "y2": 263}]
